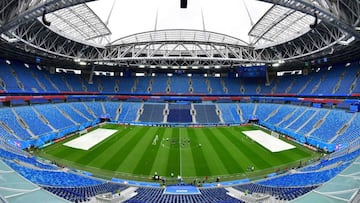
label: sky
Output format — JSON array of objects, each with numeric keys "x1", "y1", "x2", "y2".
[{"x1": 87, "y1": 0, "x2": 272, "y2": 43}]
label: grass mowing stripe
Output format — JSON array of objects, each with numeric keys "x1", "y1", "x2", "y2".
[
  {"x1": 227, "y1": 127, "x2": 281, "y2": 169},
  {"x1": 132, "y1": 127, "x2": 166, "y2": 175},
  {"x1": 227, "y1": 127, "x2": 306, "y2": 168},
  {"x1": 150, "y1": 127, "x2": 173, "y2": 177},
  {"x1": 101, "y1": 127, "x2": 150, "y2": 171},
  {"x1": 49, "y1": 127, "x2": 127, "y2": 165},
  {"x1": 186, "y1": 128, "x2": 211, "y2": 177},
  {"x1": 37, "y1": 124, "x2": 320, "y2": 181},
  {"x1": 202, "y1": 128, "x2": 243, "y2": 174},
  {"x1": 210, "y1": 128, "x2": 254, "y2": 173},
  {"x1": 179, "y1": 128, "x2": 182, "y2": 176},
  {"x1": 165, "y1": 128, "x2": 180, "y2": 177},
  {"x1": 75, "y1": 126, "x2": 134, "y2": 166},
  {"x1": 179, "y1": 128, "x2": 196, "y2": 177},
  {"x1": 220, "y1": 127, "x2": 275, "y2": 168},
  {"x1": 117, "y1": 127, "x2": 157, "y2": 173},
  {"x1": 195, "y1": 128, "x2": 229, "y2": 175}
]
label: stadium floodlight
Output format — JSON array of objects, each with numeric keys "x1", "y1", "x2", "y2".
[
  {"x1": 214, "y1": 65, "x2": 221, "y2": 69},
  {"x1": 171, "y1": 66, "x2": 178, "y2": 69},
  {"x1": 192, "y1": 66, "x2": 199, "y2": 69},
  {"x1": 74, "y1": 58, "x2": 81, "y2": 63},
  {"x1": 338, "y1": 36, "x2": 355, "y2": 46},
  {"x1": 204, "y1": 66, "x2": 210, "y2": 69},
  {"x1": 79, "y1": 61, "x2": 87, "y2": 66},
  {"x1": 138, "y1": 65, "x2": 145, "y2": 68},
  {"x1": 150, "y1": 65, "x2": 156, "y2": 69},
  {"x1": 161, "y1": 66, "x2": 168, "y2": 69},
  {"x1": 273, "y1": 59, "x2": 285, "y2": 67},
  {"x1": 180, "y1": 66, "x2": 188, "y2": 69},
  {"x1": 0, "y1": 34, "x2": 18, "y2": 43},
  {"x1": 272, "y1": 63, "x2": 280, "y2": 67}
]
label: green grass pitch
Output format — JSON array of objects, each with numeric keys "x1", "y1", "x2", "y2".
[{"x1": 37, "y1": 124, "x2": 318, "y2": 182}]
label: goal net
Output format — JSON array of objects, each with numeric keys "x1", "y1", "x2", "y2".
[{"x1": 271, "y1": 131, "x2": 280, "y2": 138}]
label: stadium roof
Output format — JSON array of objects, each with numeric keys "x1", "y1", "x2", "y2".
[
  {"x1": 111, "y1": 29, "x2": 249, "y2": 46},
  {"x1": 86, "y1": 0, "x2": 272, "y2": 45},
  {"x1": 42, "y1": 3, "x2": 111, "y2": 45},
  {"x1": 249, "y1": 5, "x2": 315, "y2": 48},
  {"x1": 1, "y1": 0, "x2": 360, "y2": 69}
]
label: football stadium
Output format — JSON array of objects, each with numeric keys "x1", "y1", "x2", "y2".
[{"x1": 0, "y1": 0, "x2": 359, "y2": 202}]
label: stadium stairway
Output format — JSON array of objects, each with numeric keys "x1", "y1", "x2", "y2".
[
  {"x1": 305, "y1": 110, "x2": 331, "y2": 137},
  {"x1": 263, "y1": 105, "x2": 280, "y2": 122},
  {"x1": 294, "y1": 109, "x2": 320, "y2": 133},
  {"x1": 215, "y1": 104, "x2": 225, "y2": 123},
  {"x1": 252, "y1": 103, "x2": 258, "y2": 116},
  {"x1": 0, "y1": 122, "x2": 20, "y2": 140},
  {"x1": 236, "y1": 104, "x2": 244, "y2": 123},
  {"x1": 115, "y1": 102, "x2": 122, "y2": 121},
  {"x1": 135, "y1": 103, "x2": 144, "y2": 122},
  {"x1": 337, "y1": 64, "x2": 359, "y2": 94},
  {"x1": 103, "y1": 102, "x2": 121, "y2": 121},
  {"x1": 351, "y1": 70, "x2": 360, "y2": 93},
  {"x1": 289, "y1": 76, "x2": 312, "y2": 94},
  {"x1": 31, "y1": 106, "x2": 57, "y2": 131},
  {"x1": 163, "y1": 103, "x2": 169, "y2": 123},
  {"x1": 328, "y1": 113, "x2": 356, "y2": 143},
  {"x1": 81, "y1": 102, "x2": 97, "y2": 118},
  {"x1": 31, "y1": 71, "x2": 47, "y2": 92},
  {"x1": 191, "y1": 103, "x2": 196, "y2": 123},
  {"x1": 10, "y1": 108, "x2": 36, "y2": 138},
  {"x1": 43, "y1": 73, "x2": 61, "y2": 92},
  {"x1": 54, "y1": 105, "x2": 79, "y2": 125},
  {"x1": 69, "y1": 104, "x2": 92, "y2": 122},
  {"x1": 276, "y1": 106, "x2": 300, "y2": 126},
  {"x1": 283, "y1": 108, "x2": 309, "y2": 129},
  {"x1": 62, "y1": 75, "x2": 75, "y2": 92},
  {"x1": 9, "y1": 65, "x2": 26, "y2": 92},
  {"x1": 100, "y1": 102, "x2": 106, "y2": 115},
  {"x1": 311, "y1": 71, "x2": 326, "y2": 94}
]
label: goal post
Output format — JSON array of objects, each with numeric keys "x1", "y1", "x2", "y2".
[
  {"x1": 79, "y1": 129, "x2": 88, "y2": 135},
  {"x1": 271, "y1": 131, "x2": 279, "y2": 138}
]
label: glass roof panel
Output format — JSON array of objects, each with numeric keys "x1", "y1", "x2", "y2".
[
  {"x1": 249, "y1": 5, "x2": 315, "y2": 48},
  {"x1": 87, "y1": 0, "x2": 272, "y2": 44},
  {"x1": 111, "y1": 29, "x2": 249, "y2": 46},
  {"x1": 42, "y1": 4, "x2": 111, "y2": 45}
]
